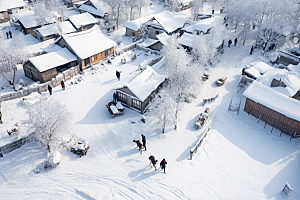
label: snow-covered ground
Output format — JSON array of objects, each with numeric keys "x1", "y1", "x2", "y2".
[{"x1": 1, "y1": 3, "x2": 300, "y2": 200}]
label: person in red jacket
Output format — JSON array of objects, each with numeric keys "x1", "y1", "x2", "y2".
[{"x1": 61, "y1": 80, "x2": 65, "y2": 91}]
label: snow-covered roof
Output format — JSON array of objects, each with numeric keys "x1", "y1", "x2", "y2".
[
  {"x1": 243, "y1": 81, "x2": 300, "y2": 122},
  {"x1": 26, "y1": 39, "x2": 55, "y2": 55},
  {"x1": 256, "y1": 69, "x2": 300, "y2": 97},
  {"x1": 79, "y1": 0, "x2": 107, "y2": 17},
  {"x1": 66, "y1": 10, "x2": 80, "y2": 20},
  {"x1": 152, "y1": 11, "x2": 186, "y2": 33},
  {"x1": 42, "y1": 43, "x2": 63, "y2": 53},
  {"x1": 156, "y1": 32, "x2": 169, "y2": 46},
  {"x1": 58, "y1": 25, "x2": 116, "y2": 59},
  {"x1": 29, "y1": 48, "x2": 77, "y2": 72},
  {"x1": 68, "y1": 12, "x2": 98, "y2": 29},
  {"x1": 143, "y1": 38, "x2": 160, "y2": 48},
  {"x1": 12, "y1": 11, "x2": 56, "y2": 29},
  {"x1": 178, "y1": 32, "x2": 194, "y2": 48},
  {"x1": 287, "y1": 63, "x2": 300, "y2": 75},
  {"x1": 182, "y1": 17, "x2": 214, "y2": 33},
  {"x1": 125, "y1": 66, "x2": 165, "y2": 102},
  {"x1": 123, "y1": 16, "x2": 153, "y2": 31},
  {"x1": 0, "y1": 0, "x2": 26, "y2": 12},
  {"x1": 34, "y1": 21, "x2": 76, "y2": 37},
  {"x1": 244, "y1": 61, "x2": 274, "y2": 79}
]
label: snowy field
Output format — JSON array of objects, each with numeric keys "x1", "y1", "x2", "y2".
[
  {"x1": 1, "y1": 2, "x2": 300, "y2": 200},
  {"x1": 1, "y1": 39, "x2": 300, "y2": 199}
]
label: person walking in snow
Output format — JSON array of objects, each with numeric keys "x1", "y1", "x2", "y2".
[
  {"x1": 160, "y1": 158, "x2": 167, "y2": 173},
  {"x1": 6, "y1": 32, "x2": 9, "y2": 39},
  {"x1": 212, "y1": 9, "x2": 214, "y2": 14},
  {"x1": 48, "y1": 85, "x2": 52, "y2": 95},
  {"x1": 250, "y1": 46, "x2": 254, "y2": 55},
  {"x1": 61, "y1": 80, "x2": 65, "y2": 91},
  {"x1": 113, "y1": 92, "x2": 117, "y2": 103},
  {"x1": 141, "y1": 134, "x2": 146, "y2": 151},
  {"x1": 228, "y1": 39, "x2": 232, "y2": 48},
  {"x1": 9, "y1": 31, "x2": 12, "y2": 38},
  {"x1": 234, "y1": 38, "x2": 238, "y2": 46},
  {"x1": 149, "y1": 155, "x2": 158, "y2": 170},
  {"x1": 116, "y1": 70, "x2": 121, "y2": 81}
]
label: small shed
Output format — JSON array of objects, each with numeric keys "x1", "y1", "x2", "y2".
[
  {"x1": 55, "y1": 25, "x2": 116, "y2": 70},
  {"x1": 68, "y1": 12, "x2": 98, "y2": 31},
  {"x1": 34, "y1": 21, "x2": 76, "y2": 42},
  {"x1": 123, "y1": 16, "x2": 153, "y2": 40},
  {"x1": 78, "y1": 0, "x2": 108, "y2": 19},
  {"x1": 243, "y1": 81, "x2": 300, "y2": 137},
  {"x1": 23, "y1": 48, "x2": 77, "y2": 83},
  {"x1": 116, "y1": 66, "x2": 166, "y2": 113}
]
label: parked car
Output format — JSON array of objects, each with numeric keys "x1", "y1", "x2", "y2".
[
  {"x1": 216, "y1": 76, "x2": 227, "y2": 86},
  {"x1": 202, "y1": 73, "x2": 210, "y2": 81}
]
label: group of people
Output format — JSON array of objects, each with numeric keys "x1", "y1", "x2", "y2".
[
  {"x1": 228, "y1": 38, "x2": 255, "y2": 55},
  {"x1": 47, "y1": 80, "x2": 65, "y2": 95},
  {"x1": 5, "y1": 31, "x2": 12, "y2": 39}
]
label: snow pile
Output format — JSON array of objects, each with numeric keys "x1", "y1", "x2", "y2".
[
  {"x1": 126, "y1": 66, "x2": 165, "y2": 101},
  {"x1": 110, "y1": 105, "x2": 119, "y2": 114},
  {"x1": 29, "y1": 48, "x2": 77, "y2": 72},
  {"x1": 23, "y1": 92, "x2": 41, "y2": 106},
  {"x1": 116, "y1": 102, "x2": 124, "y2": 110},
  {"x1": 68, "y1": 13, "x2": 98, "y2": 29},
  {"x1": 59, "y1": 26, "x2": 117, "y2": 59},
  {"x1": 243, "y1": 81, "x2": 300, "y2": 121},
  {"x1": 47, "y1": 151, "x2": 60, "y2": 165},
  {"x1": 123, "y1": 16, "x2": 153, "y2": 31}
]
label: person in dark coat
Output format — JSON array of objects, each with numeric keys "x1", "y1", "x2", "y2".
[
  {"x1": 6, "y1": 32, "x2": 9, "y2": 39},
  {"x1": 116, "y1": 70, "x2": 121, "y2": 81},
  {"x1": 141, "y1": 134, "x2": 146, "y2": 150},
  {"x1": 234, "y1": 38, "x2": 238, "y2": 46},
  {"x1": 61, "y1": 80, "x2": 65, "y2": 91},
  {"x1": 250, "y1": 46, "x2": 254, "y2": 55},
  {"x1": 228, "y1": 39, "x2": 232, "y2": 48},
  {"x1": 160, "y1": 158, "x2": 167, "y2": 173},
  {"x1": 48, "y1": 85, "x2": 52, "y2": 95},
  {"x1": 9, "y1": 31, "x2": 12, "y2": 38},
  {"x1": 113, "y1": 92, "x2": 117, "y2": 103}
]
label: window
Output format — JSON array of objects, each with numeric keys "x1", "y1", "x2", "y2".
[
  {"x1": 132, "y1": 99, "x2": 142, "y2": 110},
  {"x1": 118, "y1": 92, "x2": 127, "y2": 104},
  {"x1": 105, "y1": 50, "x2": 110, "y2": 57},
  {"x1": 94, "y1": 55, "x2": 98, "y2": 60},
  {"x1": 91, "y1": 56, "x2": 95, "y2": 62},
  {"x1": 84, "y1": 58, "x2": 90, "y2": 66}
]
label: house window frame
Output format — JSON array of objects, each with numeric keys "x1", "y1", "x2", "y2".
[
  {"x1": 132, "y1": 99, "x2": 142, "y2": 110},
  {"x1": 105, "y1": 50, "x2": 110, "y2": 57},
  {"x1": 118, "y1": 92, "x2": 127, "y2": 104}
]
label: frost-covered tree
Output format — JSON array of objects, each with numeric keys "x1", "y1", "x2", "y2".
[
  {"x1": 34, "y1": 0, "x2": 67, "y2": 25},
  {"x1": 191, "y1": 0, "x2": 204, "y2": 21},
  {"x1": 25, "y1": 98, "x2": 73, "y2": 153},
  {"x1": 104, "y1": 0, "x2": 127, "y2": 29},
  {"x1": 0, "y1": 33, "x2": 28, "y2": 86}
]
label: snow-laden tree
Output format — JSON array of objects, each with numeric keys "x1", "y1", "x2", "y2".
[
  {"x1": 191, "y1": 0, "x2": 204, "y2": 21},
  {"x1": 0, "y1": 33, "x2": 28, "y2": 86},
  {"x1": 25, "y1": 97, "x2": 73, "y2": 153},
  {"x1": 34, "y1": 0, "x2": 67, "y2": 25},
  {"x1": 103, "y1": 0, "x2": 127, "y2": 29}
]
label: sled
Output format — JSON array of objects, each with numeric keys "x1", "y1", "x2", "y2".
[
  {"x1": 216, "y1": 76, "x2": 227, "y2": 86},
  {"x1": 106, "y1": 101, "x2": 125, "y2": 118},
  {"x1": 201, "y1": 73, "x2": 210, "y2": 81},
  {"x1": 194, "y1": 108, "x2": 211, "y2": 129},
  {"x1": 203, "y1": 93, "x2": 219, "y2": 105}
]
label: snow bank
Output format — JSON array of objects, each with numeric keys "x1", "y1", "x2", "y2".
[{"x1": 243, "y1": 81, "x2": 300, "y2": 122}]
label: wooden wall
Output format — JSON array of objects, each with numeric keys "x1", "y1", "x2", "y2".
[{"x1": 244, "y1": 98, "x2": 300, "y2": 136}]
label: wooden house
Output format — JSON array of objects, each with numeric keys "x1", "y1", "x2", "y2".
[
  {"x1": 243, "y1": 81, "x2": 300, "y2": 137},
  {"x1": 123, "y1": 16, "x2": 153, "y2": 40},
  {"x1": 23, "y1": 48, "x2": 77, "y2": 83},
  {"x1": 68, "y1": 12, "x2": 98, "y2": 31},
  {"x1": 0, "y1": 0, "x2": 27, "y2": 23},
  {"x1": 34, "y1": 21, "x2": 76, "y2": 42},
  {"x1": 116, "y1": 66, "x2": 166, "y2": 113},
  {"x1": 11, "y1": 11, "x2": 59, "y2": 36},
  {"x1": 55, "y1": 25, "x2": 116, "y2": 70},
  {"x1": 145, "y1": 11, "x2": 186, "y2": 39},
  {"x1": 78, "y1": 0, "x2": 108, "y2": 19}
]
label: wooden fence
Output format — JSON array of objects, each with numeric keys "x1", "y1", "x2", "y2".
[
  {"x1": 0, "y1": 133, "x2": 34, "y2": 156},
  {"x1": 190, "y1": 128, "x2": 210, "y2": 160},
  {"x1": 0, "y1": 66, "x2": 80, "y2": 102}
]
